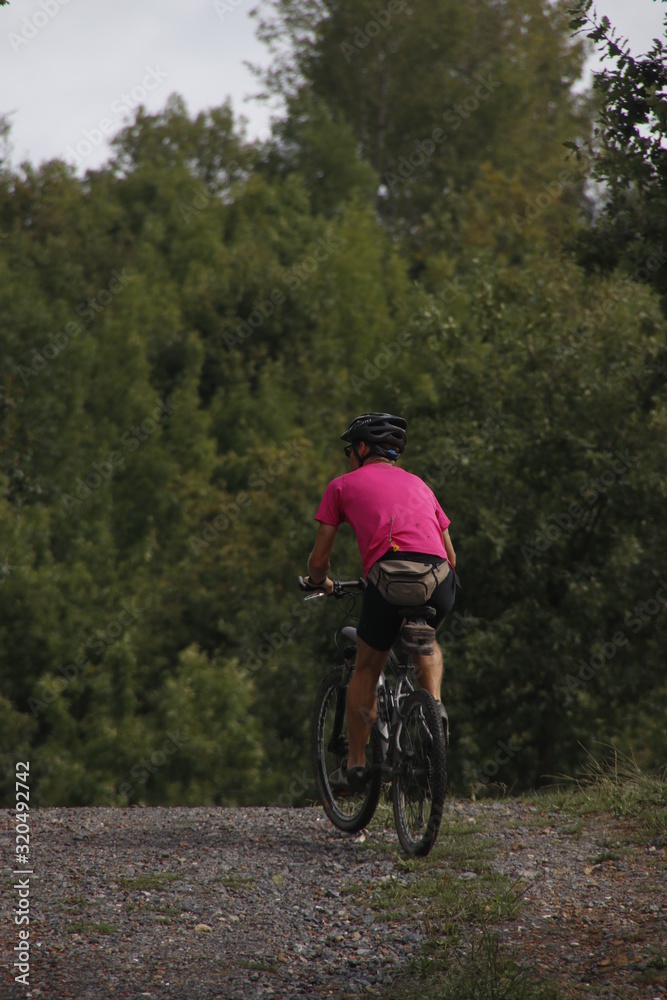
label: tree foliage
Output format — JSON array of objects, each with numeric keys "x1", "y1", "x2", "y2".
[
  {"x1": 0, "y1": 2, "x2": 665, "y2": 806},
  {"x1": 568, "y1": 1, "x2": 667, "y2": 308},
  {"x1": 253, "y1": 0, "x2": 593, "y2": 265}
]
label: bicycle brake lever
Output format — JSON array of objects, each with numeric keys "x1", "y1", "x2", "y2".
[{"x1": 298, "y1": 575, "x2": 328, "y2": 598}]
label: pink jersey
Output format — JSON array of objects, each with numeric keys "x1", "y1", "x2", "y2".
[{"x1": 315, "y1": 463, "x2": 450, "y2": 576}]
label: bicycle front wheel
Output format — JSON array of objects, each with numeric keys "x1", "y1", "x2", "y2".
[
  {"x1": 311, "y1": 665, "x2": 382, "y2": 834},
  {"x1": 392, "y1": 689, "x2": 447, "y2": 857}
]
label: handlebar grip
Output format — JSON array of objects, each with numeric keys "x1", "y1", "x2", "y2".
[
  {"x1": 298, "y1": 575, "x2": 327, "y2": 593},
  {"x1": 297, "y1": 575, "x2": 366, "y2": 594}
]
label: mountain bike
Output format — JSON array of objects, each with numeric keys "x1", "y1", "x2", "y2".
[{"x1": 300, "y1": 577, "x2": 448, "y2": 857}]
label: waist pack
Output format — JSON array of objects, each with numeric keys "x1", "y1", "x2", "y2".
[{"x1": 367, "y1": 558, "x2": 450, "y2": 606}]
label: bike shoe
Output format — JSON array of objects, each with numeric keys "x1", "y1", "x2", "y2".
[{"x1": 329, "y1": 761, "x2": 368, "y2": 794}]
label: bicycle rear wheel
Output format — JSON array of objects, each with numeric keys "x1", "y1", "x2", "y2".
[
  {"x1": 392, "y1": 689, "x2": 447, "y2": 857},
  {"x1": 311, "y1": 665, "x2": 382, "y2": 833}
]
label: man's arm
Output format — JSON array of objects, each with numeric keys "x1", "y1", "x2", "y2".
[
  {"x1": 307, "y1": 522, "x2": 338, "y2": 592},
  {"x1": 443, "y1": 528, "x2": 456, "y2": 569}
]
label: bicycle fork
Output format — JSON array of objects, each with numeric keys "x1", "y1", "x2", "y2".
[{"x1": 374, "y1": 673, "x2": 392, "y2": 779}]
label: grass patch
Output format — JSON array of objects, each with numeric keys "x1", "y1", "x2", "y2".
[
  {"x1": 118, "y1": 873, "x2": 182, "y2": 891},
  {"x1": 371, "y1": 870, "x2": 522, "y2": 938},
  {"x1": 66, "y1": 920, "x2": 116, "y2": 936},
  {"x1": 354, "y1": 793, "x2": 590, "y2": 998},
  {"x1": 560, "y1": 820, "x2": 584, "y2": 838},
  {"x1": 646, "y1": 944, "x2": 667, "y2": 971},
  {"x1": 383, "y1": 929, "x2": 568, "y2": 999},
  {"x1": 220, "y1": 874, "x2": 257, "y2": 891},
  {"x1": 152, "y1": 903, "x2": 182, "y2": 916},
  {"x1": 591, "y1": 850, "x2": 622, "y2": 864},
  {"x1": 59, "y1": 895, "x2": 87, "y2": 912},
  {"x1": 239, "y1": 959, "x2": 279, "y2": 973},
  {"x1": 123, "y1": 900, "x2": 182, "y2": 917},
  {"x1": 547, "y1": 747, "x2": 667, "y2": 841},
  {"x1": 350, "y1": 754, "x2": 663, "y2": 999},
  {"x1": 431, "y1": 834, "x2": 497, "y2": 873}
]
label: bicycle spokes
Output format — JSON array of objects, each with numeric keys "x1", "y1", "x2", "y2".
[
  {"x1": 311, "y1": 666, "x2": 383, "y2": 832},
  {"x1": 392, "y1": 689, "x2": 447, "y2": 857}
]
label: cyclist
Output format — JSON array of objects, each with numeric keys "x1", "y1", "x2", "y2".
[{"x1": 304, "y1": 412, "x2": 457, "y2": 793}]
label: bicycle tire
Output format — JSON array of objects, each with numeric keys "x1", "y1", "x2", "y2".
[
  {"x1": 392, "y1": 688, "x2": 447, "y2": 857},
  {"x1": 311, "y1": 665, "x2": 382, "y2": 834}
]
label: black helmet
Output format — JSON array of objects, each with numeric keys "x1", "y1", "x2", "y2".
[{"x1": 341, "y1": 412, "x2": 408, "y2": 458}]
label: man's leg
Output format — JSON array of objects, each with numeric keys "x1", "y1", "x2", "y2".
[
  {"x1": 412, "y1": 641, "x2": 444, "y2": 702},
  {"x1": 413, "y1": 642, "x2": 448, "y2": 740},
  {"x1": 346, "y1": 636, "x2": 389, "y2": 769},
  {"x1": 412, "y1": 568, "x2": 454, "y2": 704}
]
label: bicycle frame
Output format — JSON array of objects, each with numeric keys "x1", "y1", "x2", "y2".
[
  {"x1": 302, "y1": 580, "x2": 424, "y2": 767},
  {"x1": 305, "y1": 576, "x2": 448, "y2": 855},
  {"x1": 375, "y1": 653, "x2": 421, "y2": 779}
]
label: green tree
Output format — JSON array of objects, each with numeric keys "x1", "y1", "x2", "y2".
[
  {"x1": 254, "y1": 0, "x2": 593, "y2": 262},
  {"x1": 379, "y1": 249, "x2": 666, "y2": 789},
  {"x1": 568, "y1": 1, "x2": 667, "y2": 310},
  {"x1": 1, "y1": 69, "x2": 663, "y2": 808}
]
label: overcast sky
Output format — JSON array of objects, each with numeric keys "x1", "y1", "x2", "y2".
[{"x1": 1, "y1": 0, "x2": 665, "y2": 173}]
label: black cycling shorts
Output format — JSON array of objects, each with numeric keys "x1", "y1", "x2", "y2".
[{"x1": 356, "y1": 552, "x2": 457, "y2": 652}]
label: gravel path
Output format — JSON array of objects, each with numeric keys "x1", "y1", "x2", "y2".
[
  {"x1": 1, "y1": 802, "x2": 665, "y2": 999},
  {"x1": 1, "y1": 806, "x2": 420, "y2": 1000}
]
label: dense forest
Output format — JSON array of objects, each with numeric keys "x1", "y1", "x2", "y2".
[{"x1": 0, "y1": 0, "x2": 665, "y2": 806}]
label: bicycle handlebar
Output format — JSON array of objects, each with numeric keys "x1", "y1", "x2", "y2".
[{"x1": 297, "y1": 575, "x2": 366, "y2": 597}]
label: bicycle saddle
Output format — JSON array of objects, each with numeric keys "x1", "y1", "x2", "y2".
[{"x1": 397, "y1": 605, "x2": 437, "y2": 620}]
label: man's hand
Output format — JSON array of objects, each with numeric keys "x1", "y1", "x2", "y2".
[{"x1": 304, "y1": 575, "x2": 334, "y2": 594}]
